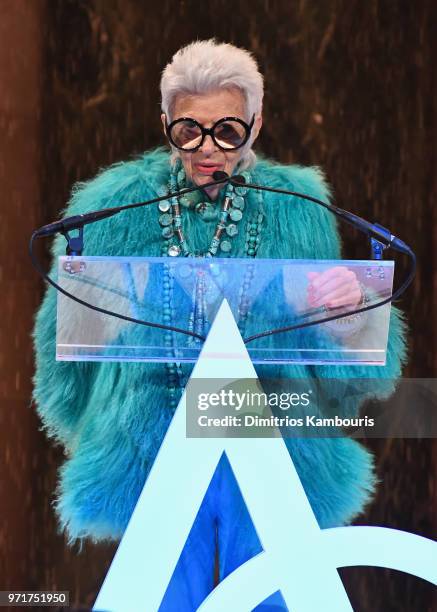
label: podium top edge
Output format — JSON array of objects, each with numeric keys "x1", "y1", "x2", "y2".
[{"x1": 59, "y1": 255, "x2": 395, "y2": 266}]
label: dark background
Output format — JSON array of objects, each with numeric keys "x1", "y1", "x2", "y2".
[{"x1": 1, "y1": 0, "x2": 436, "y2": 610}]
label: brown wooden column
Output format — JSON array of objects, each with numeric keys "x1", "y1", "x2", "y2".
[
  {"x1": 0, "y1": 0, "x2": 47, "y2": 589},
  {"x1": 0, "y1": 4, "x2": 115, "y2": 604}
]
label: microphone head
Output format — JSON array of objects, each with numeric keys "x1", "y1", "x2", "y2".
[
  {"x1": 230, "y1": 174, "x2": 246, "y2": 185},
  {"x1": 212, "y1": 170, "x2": 229, "y2": 181}
]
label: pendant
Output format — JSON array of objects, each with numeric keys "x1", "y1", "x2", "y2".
[
  {"x1": 162, "y1": 227, "x2": 174, "y2": 239},
  {"x1": 226, "y1": 223, "x2": 238, "y2": 237},
  {"x1": 220, "y1": 240, "x2": 232, "y2": 252},
  {"x1": 179, "y1": 195, "x2": 194, "y2": 208},
  {"x1": 230, "y1": 208, "x2": 243, "y2": 222},
  {"x1": 168, "y1": 245, "x2": 181, "y2": 257},
  {"x1": 158, "y1": 200, "x2": 171, "y2": 213},
  {"x1": 159, "y1": 213, "x2": 172, "y2": 227},
  {"x1": 195, "y1": 202, "x2": 206, "y2": 213},
  {"x1": 233, "y1": 196, "x2": 245, "y2": 210},
  {"x1": 235, "y1": 185, "x2": 248, "y2": 196}
]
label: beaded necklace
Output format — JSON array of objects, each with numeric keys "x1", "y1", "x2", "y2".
[
  {"x1": 158, "y1": 159, "x2": 265, "y2": 408},
  {"x1": 158, "y1": 159, "x2": 249, "y2": 257}
]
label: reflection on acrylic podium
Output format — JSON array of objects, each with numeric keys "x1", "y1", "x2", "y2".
[{"x1": 56, "y1": 256, "x2": 394, "y2": 366}]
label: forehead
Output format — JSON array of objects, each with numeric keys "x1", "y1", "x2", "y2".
[{"x1": 172, "y1": 87, "x2": 246, "y2": 123}]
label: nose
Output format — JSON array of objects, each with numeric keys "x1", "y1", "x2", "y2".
[{"x1": 199, "y1": 133, "x2": 216, "y2": 154}]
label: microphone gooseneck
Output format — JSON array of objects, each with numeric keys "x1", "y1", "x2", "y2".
[
  {"x1": 236, "y1": 178, "x2": 412, "y2": 256},
  {"x1": 34, "y1": 173, "x2": 231, "y2": 239},
  {"x1": 230, "y1": 174, "x2": 247, "y2": 186},
  {"x1": 35, "y1": 209, "x2": 121, "y2": 237}
]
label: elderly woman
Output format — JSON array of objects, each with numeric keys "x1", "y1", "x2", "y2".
[{"x1": 33, "y1": 40, "x2": 406, "y2": 610}]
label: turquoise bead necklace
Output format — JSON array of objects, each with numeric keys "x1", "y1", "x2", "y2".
[
  {"x1": 158, "y1": 159, "x2": 265, "y2": 408},
  {"x1": 159, "y1": 158, "x2": 248, "y2": 257}
]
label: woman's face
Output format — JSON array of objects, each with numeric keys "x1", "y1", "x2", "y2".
[{"x1": 162, "y1": 87, "x2": 261, "y2": 200}]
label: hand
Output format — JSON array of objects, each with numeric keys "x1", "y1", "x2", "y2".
[{"x1": 307, "y1": 267, "x2": 362, "y2": 309}]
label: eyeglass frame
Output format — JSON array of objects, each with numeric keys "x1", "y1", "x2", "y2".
[{"x1": 165, "y1": 114, "x2": 256, "y2": 152}]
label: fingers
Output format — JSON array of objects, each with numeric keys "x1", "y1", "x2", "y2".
[
  {"x1": 308, "y1": 286, "x2": 361, "y2": 309},
  {"x1": 309, "y1": 277, "x2": 356, "y2": 304},
  {"x1": 322, "y1": 286, "x2": 362, "y2": 308},
  {"x1": 307, "y1": 267, "x2": 361, "y2": 308},
  {"x1": 309, "y1": 266, "x2": 356, "y2": 292}
]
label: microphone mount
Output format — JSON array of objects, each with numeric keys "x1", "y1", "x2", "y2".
[{"x1": 34, "y1": 173, "x2": 231, "y2": 255}]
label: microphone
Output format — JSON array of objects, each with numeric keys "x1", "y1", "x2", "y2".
[
  {"x1": 329, "y1": 208, "x2": 411, "y2": 254},
  {"x1": 212, "y1": 170, "x2": 247, "y2": 186},
  {"x1": 35, "y1": 208, "x2": 121, "y2": 237},
  {"x1": 212, "y1": 170, "x2": 229, "y2": 181}
]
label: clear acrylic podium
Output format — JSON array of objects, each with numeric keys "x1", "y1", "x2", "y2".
[
  {"x1": 52, "y1": 256, "x2": 400, "y2": 612},
  {"x1": 56, "y1": 256, "x2": 394, "y2": 366}
]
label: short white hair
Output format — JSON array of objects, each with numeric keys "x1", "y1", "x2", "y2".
[{"x1": 160, "y1": 39, "x2": 264, "y2": 169}]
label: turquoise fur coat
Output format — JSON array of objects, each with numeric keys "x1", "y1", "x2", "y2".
[{"x1": 33, "y1": 148, "x2": 407, "y2": 544}]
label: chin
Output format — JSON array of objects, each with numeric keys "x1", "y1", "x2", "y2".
[
  {"x1": 193, "y1": 173, "x2": 211, "y2": 184},
  {"x1": 190, "y1": 170, "x2": 230, "y2": 200},
  {"x1": 193, "y1": 174, "x2": 218, "y2": 189}
]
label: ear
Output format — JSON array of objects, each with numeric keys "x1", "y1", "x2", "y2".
[
  {"x1": 161, "y1": 113, "x2": 167, "y2": 136},
  {"x1": 251, "y1": 113, "x2": 263, "y2": 143}
]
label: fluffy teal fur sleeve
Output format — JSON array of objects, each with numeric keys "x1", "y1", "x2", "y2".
[
  {"x1": 32, "y1": 150, "x2": 169, "y2": 450},
  {"x1": 32, "y1": 149, "x2": 408, "y2": 543}
]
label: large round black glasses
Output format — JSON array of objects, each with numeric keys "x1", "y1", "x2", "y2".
[{"x1": 166, "y1": 115, "x2": 255, "y2": 151}]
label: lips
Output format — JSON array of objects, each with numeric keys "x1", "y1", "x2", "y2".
[{"x1": 195, "y1": 162, "x2": 222, "y2": 175}]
